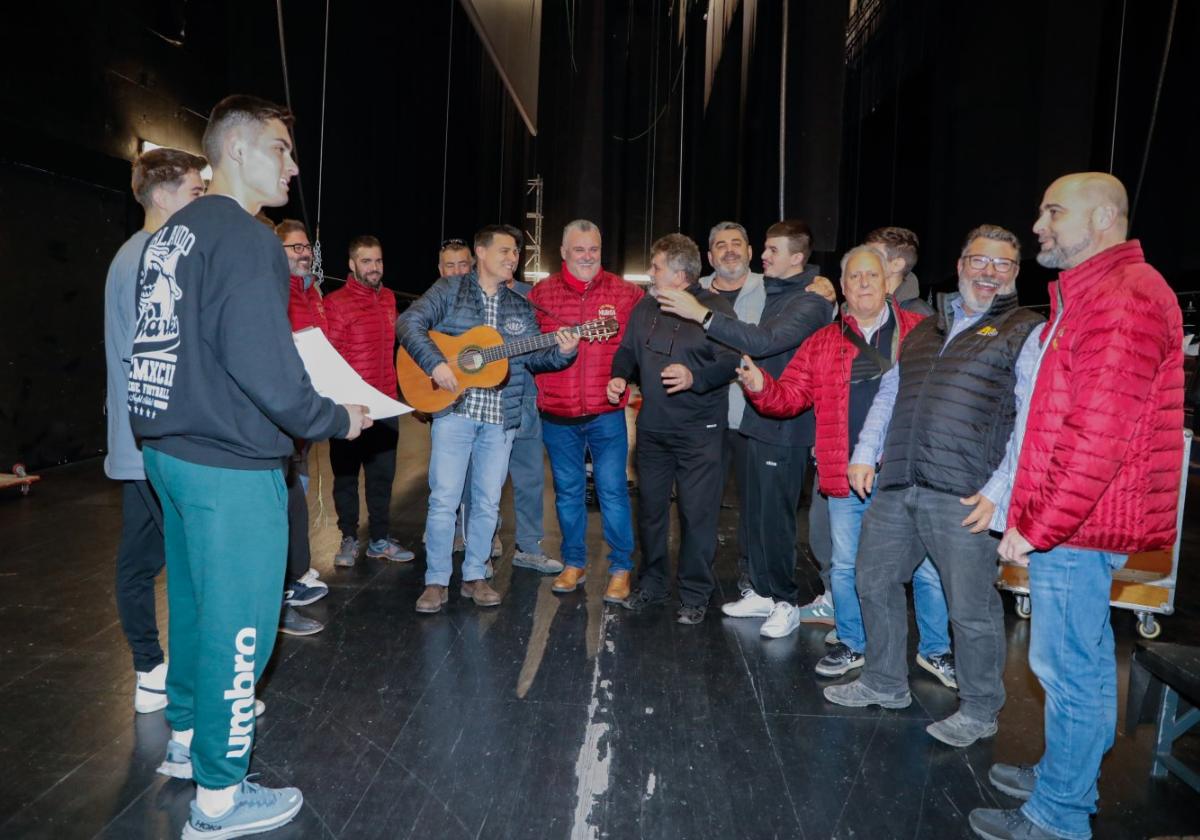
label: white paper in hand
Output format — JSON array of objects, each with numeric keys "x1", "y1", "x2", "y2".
[{"x1": 293, "y1": 328, "x2": 411, "y2": 419}]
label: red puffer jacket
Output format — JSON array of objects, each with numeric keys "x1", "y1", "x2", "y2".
[
  {"x1": 1008, "y1": 240, "x2": 1184, "y2": 553},
  {"x1": 748, "y1": 305, "x2": 925, "y2": 497},
  {"x1": 287, "y1": 275, "x2": 328, "y2": 333},
  {"x1": 530, "y1": 267, "x2": 643, "y2": 416},
  {"x1": 324, "y1": 277, "x2": 399, "y2": 398}
]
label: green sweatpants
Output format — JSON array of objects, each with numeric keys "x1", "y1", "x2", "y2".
[{"x1": 144, "y1": 447, "x2": 288, "y2": 788}]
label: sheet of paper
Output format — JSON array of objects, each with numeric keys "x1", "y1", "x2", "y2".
[{"x1": 293, "y1": 328, "x2": 412, "y2": 419}]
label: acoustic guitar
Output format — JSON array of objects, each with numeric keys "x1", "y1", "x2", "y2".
[{"x1": 395, "y1": 317, "x2": 619, "y2": 413}]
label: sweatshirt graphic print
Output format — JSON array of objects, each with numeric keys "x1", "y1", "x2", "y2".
[{"x1": 129, "y1": 223, "x2": 195, "y2": 418}]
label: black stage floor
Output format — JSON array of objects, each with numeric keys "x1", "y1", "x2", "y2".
[{"x1": 1, "y1": 415, "x2": 1197, "y2": 839}]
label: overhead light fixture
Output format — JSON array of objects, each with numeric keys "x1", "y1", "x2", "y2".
[{"x1": 138, "y1": 139, "x2": 213, "y2": 181}]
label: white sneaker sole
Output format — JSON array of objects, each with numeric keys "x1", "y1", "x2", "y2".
[
  {"x1": 815, "y1": 656, "x2": 865, "y2": 677},
  {"x1": 181, "y1": 791, "x2": 303, "y2": 840},
  {"x1": 760, "y1": 619, "x2": 801, "y2": 639},
  {"x1": 721, "y1": 605, "x2": 774, "y2": 618},
  {"x1": 915, "y1": 655, "x2": 958, "y2": 690},
  {"x1": 157, "y1": 759, "x2": 193, "y2": 780}
]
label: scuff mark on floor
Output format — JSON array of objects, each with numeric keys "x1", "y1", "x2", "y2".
[{"x1": 569, "y1": 608, "x2": 615, "y2": 839}]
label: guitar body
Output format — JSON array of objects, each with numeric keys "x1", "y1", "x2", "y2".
[{"x1": 395, "y1": 325, "x2": 510, "y2": 413}]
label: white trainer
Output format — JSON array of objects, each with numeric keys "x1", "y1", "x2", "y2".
[
  {"x1": 135, "y1": 661, "x2": 168, "y2": 714},
  {"x1": 721, "y1": 591, "x2": 775, "y2": 618},
  {"x1": 760, "y1": 602, "x2": 801, "y2": 638}
]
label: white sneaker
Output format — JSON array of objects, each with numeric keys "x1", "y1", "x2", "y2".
[
  {"x1": 824, "y1": 628, "x2": 840, "y2": 645},
  {"x1": 760, "y1": 602, "x2": 801, "y2": 638},
  {"x1": 255, "y1": 699, "x2": 266, "y2": 717},
  {"x1": 135, "y1": 661, "x2": 168, "y2": 713},
  {"x1": 721, "y1": 591, "x2": 775, "y2": 618}
]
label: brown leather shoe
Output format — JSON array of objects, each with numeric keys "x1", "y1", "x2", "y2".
[
  {"x1": 415, "y1": 584, "x2": 448, "y2": 614},
  {"x1": 460, "y1": 580, "x2": 502, "y2": 607},
  {"x1": 603, "y1": 571, "x2": 631, "y2": 604},
  {"x1": 552, "y1": 566, "x2": 587, "y2": 593}
]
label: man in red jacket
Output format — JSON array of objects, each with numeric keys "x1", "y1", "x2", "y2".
[
  {"x1": 324, "y1": 236, "x2": 414, "y2": 568},
  {"x1": 530, "y1": 220, "x2": 643, "y2": 603},
  {"x1": 272, "y1": 220, "x2": 330, "y2": 636},
  {"x1": 970, "y1": 174, "x2": 1185, "y2": 840}
]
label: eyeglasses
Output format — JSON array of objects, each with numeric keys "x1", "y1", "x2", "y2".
[
  {"x1": 441, "y1": 238, "x2": 468, "y2": 249},
  {"x1": 284, "y1": 243, "x2": 314, "y2": 254},
  {"x1": 964, "y1": 254, "x2": 1016, "y2": 273}
]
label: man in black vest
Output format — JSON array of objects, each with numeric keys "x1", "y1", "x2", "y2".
[{"x1": 826, "y1": 224, "x2": 1044, "y2": 749}]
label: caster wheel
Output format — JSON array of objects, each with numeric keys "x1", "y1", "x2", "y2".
[
  {"x1": 19, "y1": 484, "x2": 31, "y2": 496},
  {"x1": 1137, "y1": 614, "x2": 1162, "y2": 640},
  {"x1": 1015, "y1": 595, "x2": 1032, "y2": 620}
]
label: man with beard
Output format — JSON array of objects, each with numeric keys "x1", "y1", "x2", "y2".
[
  {"x1": 105, "y1": 147, "x2": 206, "y2": 714},
  {"x1": 658, "y1": 220, "x2": 833, "y2": 639},
  {"x1": 325, "y1": 236, "x2": 415, "y2": 568},
  {"x1": 969, "y1": 175, "x2": 1184, "y2": 840},
  {"x1": 272, "y1": 219, "x2": 330, "y2": 636},
  {"x1": 826, "y1": 225, "x2": 1044, "y2": 751},
  {"x1": 130, "y1": 94, "x2": 371, "y2": 837},
  {"x1": 438, "y1": 238, "x2": 474, "y2": 278}
]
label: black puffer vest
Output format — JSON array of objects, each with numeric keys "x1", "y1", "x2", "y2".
[{"x1": 877, "y1": 292, "x2": 1044, "y2": 497}]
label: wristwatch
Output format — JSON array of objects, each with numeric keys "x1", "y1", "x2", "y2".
[{"x1": 700, "y1": 309, "x2": 715, "y2": 329}]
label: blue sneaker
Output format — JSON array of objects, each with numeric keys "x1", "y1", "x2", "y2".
[
  {"x1": 182, "y1": 779, "x2": 303, "y2": 839},
  {"x1": 366, "y1": 537, "x2": 414, "y2": 563},
  {"x1": 283, "y1": 569, "x2": 327, "y2": 607},
  {"x1": 156, "y1": 739, "x2": 193, "y2": 780},
  {"x1": 796, "y1": 593, "x2": 835, "y2": 626}
]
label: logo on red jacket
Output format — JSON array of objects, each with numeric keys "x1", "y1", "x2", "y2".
[{"x1": 597, "y1": 304, "x2": 617, "y2": 320}]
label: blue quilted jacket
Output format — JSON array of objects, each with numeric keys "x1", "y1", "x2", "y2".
[{"x1": 395, "y1": 273, "x2": 574, "y2": 430}]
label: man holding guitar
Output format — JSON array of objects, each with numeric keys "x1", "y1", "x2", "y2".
[{"x1": 396, "y1": 225, "x2": 580, "y2": 614}]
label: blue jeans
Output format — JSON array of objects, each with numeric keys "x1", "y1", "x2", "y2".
[
  {"x1": 828, "y1": 491, "x2": 950, "y2": 657},
  {"x1": 541, "y1": 410, "x2": 634, "y2": 572},
  {"x1": 425, "y1": 415, "x2": 515, "y2": 586},
  {"x1": 1023, "y1": 546, "x2": 1124, "y2": 840}
]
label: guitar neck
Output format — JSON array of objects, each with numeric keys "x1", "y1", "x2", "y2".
[{"x1": 481, "y1": 326, "x2": 577, "y2": 363}]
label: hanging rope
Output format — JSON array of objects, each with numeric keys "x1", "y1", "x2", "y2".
[
  {"x1": 274, "y1": 0, "x2": 313, "y2": 236},
  {"x1": 312, "y1": 0, "x2": 331, "y2": 282},
  {"x1": 1130, "y1": 0, "x2": 1177, "y2": 230},
  {"x1": 1108, "y1": 0, "x2": 1127, "y2": 173}
]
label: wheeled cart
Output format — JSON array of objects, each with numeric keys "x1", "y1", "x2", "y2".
[{"x1": 997, "y1": 429, "x2": 1192, "y2": 640}]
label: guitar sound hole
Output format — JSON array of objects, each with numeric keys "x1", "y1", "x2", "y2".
[{"x1": 458, "y1": 347, "x2": 485, "y2": 373}]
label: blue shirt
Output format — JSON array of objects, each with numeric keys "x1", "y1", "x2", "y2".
[{"x1": 850, "y1": 295, "x2": 1044, "y2": 509}]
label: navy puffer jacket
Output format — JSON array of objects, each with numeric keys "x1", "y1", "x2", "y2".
[{"x1": 396, "y1": 273, "x2": 575, "y2": 431}]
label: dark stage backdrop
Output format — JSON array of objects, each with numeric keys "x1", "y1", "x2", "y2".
[{"x1": 1, "y1": 0, "x2": 1195, "y2": 470}]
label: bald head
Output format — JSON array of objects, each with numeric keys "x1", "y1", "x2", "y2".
[{"x1": 1033, "y1": 172, "x2": 1129, "y2": 269}]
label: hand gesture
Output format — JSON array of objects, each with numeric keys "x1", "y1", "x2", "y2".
[
  {"x1": 607, "y1": 377, "x2": 628, "y2": 404},
  {"x1": 656, "y1": 289, "x2": 709, "y2": 323},
  {"x1": 343, "y1": 404, "x2": 374, "y2": 440},
  {"x1": 998, "y1": 528, "x2": 1035, "y2": 566},
  {"x1": 847, "y1": 463, "x2": 875, "y2": 500},
  {"x1": 431, "y1": 362, "x2": 459, "y2": 393},
  {"x1": 959, "y1": 493, "x2": 996, "y2": 534},
  {"x1": 736, "y1": 355, "x2": 763, "y2": 393},
  {"x1": 809, "y1": 275, "x2": 837, "y2": 304},
  {"x1": 661, "y1": 363, "x2": 694, "y2": 394},
  {"x1": 555, "y1": 326, "x2": 580, "y2": 355}
]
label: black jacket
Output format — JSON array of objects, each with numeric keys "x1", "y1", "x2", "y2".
[
  {"x1": 878, "y1": 292, "x2": 1044, "y2": 497},
  {"x1": 611, "y1": 285, "x2": 739, "y2": 433},
  {"x1": 703, "y1": 266, "x2": 833, "y2": 447},
  {"x1": 129, "y1": 195, "x2": 348, "y2": 469}
]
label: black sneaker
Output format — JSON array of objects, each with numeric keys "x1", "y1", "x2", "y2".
[
  {"x1": 815, "y1": 642, "x2": 865, "y2": 677},
  {"x1": 916, "y1": 652, "x2": 958, "y2": 689},
  {"x1": 676, "y1": 604, "x2": 707, "y2": 625},
  {"x1": 620, "y1": 588, "x2": 669, "y2": 612}
]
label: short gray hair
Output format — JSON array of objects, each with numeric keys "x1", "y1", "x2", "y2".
[
  {"x1": 839, "y1": 245, "x2": 886, "y2": 279},
  {"x1": 708, "y1": 221, "x2": 749, "y2": 250},
  {"x1": 651, "y1": 233, "x2": 703, "y2": 283},
  {"x1": 562, "y1": 219, "x2": 600, "y2": 241},
  {"x1": 960, "y1": 224, "x2": 1021, "y2": 261}
]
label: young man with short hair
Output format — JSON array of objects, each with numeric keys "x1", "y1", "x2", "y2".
[
  {"x1": 104, "y1": 146, "x2": 206, "y2": 714},
  {"x1": 130, "y1": 94, "x2": 370, "y2": 838}
]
